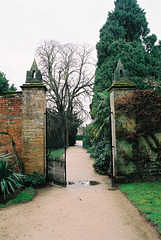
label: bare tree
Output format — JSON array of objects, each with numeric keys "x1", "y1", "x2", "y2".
[{"x1": 36, "y1": 40, "x2": 95, "y2": 143}]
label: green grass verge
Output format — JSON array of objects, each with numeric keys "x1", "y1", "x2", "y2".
[
  {"x1": 119, "y1": 181, "x2": 161, "y2": 232},
  {"x1": 0, "y1": 187, "x2": 36, "y2": 208},
  {"x1": 48, "y1": 148, "x2": 65, "y2": 160}
]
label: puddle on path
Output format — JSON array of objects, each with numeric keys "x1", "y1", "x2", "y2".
[{"x1": 67, "y1": 180, "x2": 101, "y2": 187}]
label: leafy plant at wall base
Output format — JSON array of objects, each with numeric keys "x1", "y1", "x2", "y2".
[
  {"x1": 0, "y1": 155, "x2": 24, "y2": 200},
  {"x1": 93, "y1": 153, "x2": 110, "y2": 175},
  {"x1": 22, "y1": 172, "x2": 45, "y2": 188}
]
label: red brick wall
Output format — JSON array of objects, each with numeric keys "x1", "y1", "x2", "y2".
[{"x1": 0, "y1": 92, "x2": 22, "y2": 162}]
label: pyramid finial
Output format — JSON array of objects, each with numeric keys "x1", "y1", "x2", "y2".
[
  {"x1": 113, "y1": 59, "x2": 129, "y2": 83},
  {"x1": 26, "y1": 59, "x2": 42, "y2": 83},
  {"x1": 30, "y1": 59, "x2": 38, "y2": 73}
]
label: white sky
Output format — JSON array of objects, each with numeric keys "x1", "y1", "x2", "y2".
[{"x1": 1, "y1": 0, "x2": 161, "y2": 90}]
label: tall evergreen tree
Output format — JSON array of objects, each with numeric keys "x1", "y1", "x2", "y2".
[{"x1": 92, "y1": 0, "x2": 158, "y2": 107}]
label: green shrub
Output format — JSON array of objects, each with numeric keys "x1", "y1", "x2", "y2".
[
  {"x1": 68, "y1": 114, "x2": 82, "y2": 146},
  {"x1": 93, "y1": 153, "x2": 110, "y2": 175},
  {"x1": 90, "y1": 141, "x2": 111, "y2": 175},
  {"x1": 76, "y1": 135, "x2": 84, "y2": 140},
  {"x1": 22, "y1": 172, "x2": 45, "y2": 188},
  {"x1": 0, "y1": 154, "x2": 24, "y2": 200}
]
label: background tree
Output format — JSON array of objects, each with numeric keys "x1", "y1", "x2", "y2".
[
  {"x1": 68, "y1": 114, "x2": 82, "y2": 146},
  {"x1": 92, "y1": 0, "x2": 159, "y2": 106},
  {"x1": 0, "y1": 72, "x2": 16, "y2": 93},
  {"x1": 36, "y1": 40, "x2": 95, "y2": 145}
]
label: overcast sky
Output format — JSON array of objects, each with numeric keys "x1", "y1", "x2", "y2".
[{"x1": 1, "y1": 0, "x2": 161, "y2": 90}]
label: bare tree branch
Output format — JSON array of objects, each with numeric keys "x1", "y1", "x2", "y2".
[{"x1": 36, "y1": 40, "x2": 95, "y2": 140}]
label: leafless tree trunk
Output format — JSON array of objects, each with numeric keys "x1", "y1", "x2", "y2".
[{"x1": 36, "y1": 40, "x2": 95, "y2": 144}]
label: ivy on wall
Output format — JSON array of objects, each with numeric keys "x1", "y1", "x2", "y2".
[{"x1": 116, "y1": 90, "x2": 161, "y2": 175}]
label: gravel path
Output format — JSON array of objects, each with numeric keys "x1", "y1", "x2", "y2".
[{"x1": 0, "y1": 141, "x2": 160, "y2": 240}]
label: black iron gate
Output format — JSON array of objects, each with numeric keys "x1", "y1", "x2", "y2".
[{"x1": 46, "y1": 109, "x2": 67, "y2": 187}]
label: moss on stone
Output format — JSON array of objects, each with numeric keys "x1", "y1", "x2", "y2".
[{"x1": 108, "y1": 81, "x2": 136, "y2": 92}]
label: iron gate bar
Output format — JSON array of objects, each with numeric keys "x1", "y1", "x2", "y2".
[
  {"x1": 64, "y1": 115, "x2": 67, "y2": 187},
  {"x1": 109, "y1": 112, "x2": 114, "y2": 187}
]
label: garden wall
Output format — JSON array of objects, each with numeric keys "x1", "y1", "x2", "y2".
[
  {"x1": 0, "y1": 92, "x2": 22, "y2": 161},
  {"x1": 0, "y1": 61, "x2": 46, "y2": 174},
  {"x1": 109, "y1": 60, "x2": 161, "y2": 182},
  {"x1": 115, "y1": 90, "x2": 161, "y2": 182}
]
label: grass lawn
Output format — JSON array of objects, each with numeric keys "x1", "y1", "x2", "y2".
[
  {"x1": 0, "y1": 187, "x2": 36, "y2": 208},
  {"x1": 119, "y1": 181, "x2": 161, "y2": 233}
]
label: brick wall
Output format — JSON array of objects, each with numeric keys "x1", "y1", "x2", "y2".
[
  {"x1": 0, "y1": 85, "x2": 46, "y2": 175},
  {"x1": 0, "y1": 92, "x2": 22, "y2": 161}
]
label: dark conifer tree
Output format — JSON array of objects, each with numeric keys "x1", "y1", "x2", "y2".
[
  {"x1": 0, "y1": 72, "x2": 16, "y2": 93},
  {"x1": 92, "y1": 0, "x2": 158, "y2": 107}
]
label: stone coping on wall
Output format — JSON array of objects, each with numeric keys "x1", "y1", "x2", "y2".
[
  {"x1": 20, "y1": 83, "x2": 47, "y2": 91},
  {"x1": 108, "y1": 82, "x2": 136, "y2": 93},
  {"x1": 0, "y1": 91, "x2": 22, "y2": 96}
]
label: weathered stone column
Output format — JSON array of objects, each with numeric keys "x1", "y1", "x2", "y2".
[
  {"x1": 108, "y1": 60, "x2": 136, "y2": 180},
  {"x1": 21, "y1": 60, "x2": 47, "y2": 174}
]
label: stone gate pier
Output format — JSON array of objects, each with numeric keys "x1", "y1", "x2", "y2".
[
  {"x1": 108, "y1": 60, "x2": 161, "y2": 182},
  {"x1": 21, "y1": 60, "x2": 47, "y2": 174}
]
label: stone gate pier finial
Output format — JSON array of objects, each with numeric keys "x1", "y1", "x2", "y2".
[
  {"x1": 26, "y1": 59, "x2": 42, "y2": 83},
  {"x1": 109, "y1": 59, "x2": 135, "y2": 92},
  {"x1": 113, "y1": 59, "x2": 129, "y2": 83}
]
